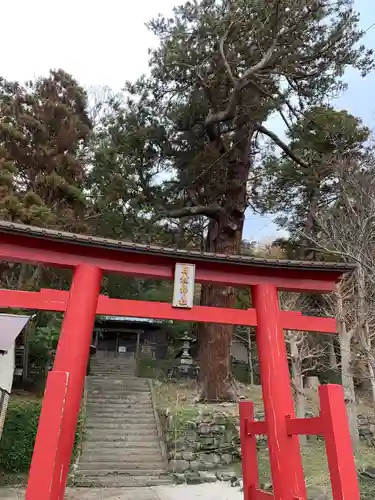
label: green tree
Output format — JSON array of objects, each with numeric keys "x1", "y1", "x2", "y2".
[
  {"x1": 0, "y1": 69, "x2": 92, "y2": 231},
  {"x1": 0, "y1": 70, "x2": 93, "y2": 290},
  {"x1": 257, "y1": 106, "x2": 371, "y2": 254}
]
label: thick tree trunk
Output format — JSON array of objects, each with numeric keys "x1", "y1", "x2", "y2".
[
  {"x1": 198, "y1": 218, "x2": 243, "y2": 401},
  {"x1": 198, "y1": 285, "x2": 237, "y2": 401},
  {"x1": 197, "y1": 116, "x2": 251, "y2": 401}
]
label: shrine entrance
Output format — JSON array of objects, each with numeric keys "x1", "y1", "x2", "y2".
[{"x1": 0, "y1": 221, "x2": 359, "y2": 500}]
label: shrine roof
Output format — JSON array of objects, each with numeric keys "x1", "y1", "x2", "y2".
[{"x1": 0, "y1": 220, "x2": 355, "y2": 275}]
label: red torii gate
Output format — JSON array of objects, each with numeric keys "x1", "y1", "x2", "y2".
[{"x1": 0, "y1": 221, "x2": 359, "y2": 500}]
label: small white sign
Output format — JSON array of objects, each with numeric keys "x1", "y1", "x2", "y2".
[
  {"x1": 118, "y1": 346, "x2": 127, "y2": 353},
  {"x1": 172, "y1": 263, "x2": 196, "y2": 309}
]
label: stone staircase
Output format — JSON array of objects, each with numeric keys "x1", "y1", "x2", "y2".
[{"x1": 75, "y1": 356, "x2": 170, "y2": 487}]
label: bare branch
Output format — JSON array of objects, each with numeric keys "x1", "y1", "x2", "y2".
[
  {"x1": 256, "y1": 124, "x2": 309, "y2": 169},
  {"x1": 219, "y1": 21, "x2": 236, "y2": 85},
  {"x1": 162, "y1": 204, "x2": 224, "y2": 221}
]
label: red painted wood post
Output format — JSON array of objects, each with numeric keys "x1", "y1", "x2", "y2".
[
  {"x1": 25, "y1": 371, "x2": 70, "y2": 500},
  {"x1": 27, "y1": 264, "x2": 102, "y2": 500},
  {"x1": 319, "y1": 385, "x2": 360, "y2": 500},
  {"x1": 252, "y1": 284, "x2": 306, "y2": 500},
  {"x1": 239, "y1": 401, "x2": 259, "y2": 500}
]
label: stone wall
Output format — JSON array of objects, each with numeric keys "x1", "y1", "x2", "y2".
[
  {"x1": 160, "y1": 407, "x2": 266, "y2": 484},
  {"x1": 160, "y1": 405, "x2": 374, "y2": 484},
  {"x1": 358, "y1": 414, "x2": 375, "y2": 445}
]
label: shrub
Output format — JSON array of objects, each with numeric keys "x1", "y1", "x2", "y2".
[
  {"x1": 0, "y1": 398, "x2": 83, "y2": 474},
  {"x1": 0, "y1": 400, "x2": 41, "y2": 473},
  {"x1": 137, "y1": 358, "x2": 178, "y2": 379}
]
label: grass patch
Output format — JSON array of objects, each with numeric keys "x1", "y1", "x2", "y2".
[
  {"x1": 154, "y1": 378, "x2": 264, "y2": 415},
  {"x1": 256, "y1": 441, "x2": 375, "y2": 497}
]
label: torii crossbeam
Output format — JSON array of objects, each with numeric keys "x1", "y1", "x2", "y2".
[{"x1": 0, "y1": 221, "x2": 359, "y2": 500}]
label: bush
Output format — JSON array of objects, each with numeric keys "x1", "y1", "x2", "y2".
[
  {"x1": 0, "y1": 399, "x2": 83, "y2": 474},
  {"x1": 137, "y1": 358, "x2": 178, "y2": 379},
  {"x1": 0, "y1": 400, "x2": 41, "y2": 473},
  {"x1": 231, "y1": 358, "x2": 260, "y2": 385}
]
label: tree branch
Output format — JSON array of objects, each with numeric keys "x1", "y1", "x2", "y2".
[
  {"x1": 205, "y1": 1, "x2": 285, "y2": 130},
  {"x1": 256, "y1": 124, "x2": 309, "y2": 169},
  {"x1": 220, "y1": 21, "x2": 236, "y2": 85},
  {"x1": 162, "y1": 204, "x2": 224, "y2": 221}
]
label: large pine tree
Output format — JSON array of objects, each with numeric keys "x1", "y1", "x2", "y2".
[{"x1": 92, "y1": 0, "x2": 374, "y2": 400}]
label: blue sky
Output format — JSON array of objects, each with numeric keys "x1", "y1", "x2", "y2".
[{"x1": 1, "y1": 0, "x2": 374, "y2": 242}]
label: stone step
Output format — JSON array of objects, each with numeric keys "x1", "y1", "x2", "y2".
[
  {"x1": 90, "y1": 369, "x2": 136, "y2": 373},
  {"x1": 86, "y1": 406, "x2": 155, "y2": 421},
  {"x1": 91, "y1": 374, "x2": 141, "y2": 377},
  {"x1": 90, "y1": 366, "x2": 136, "y2": 369},
  {"x1": 88, "y1": 382, "x2": 150, "y2": 391},
  {"x1": 85, "y1": 430, "x2": 159, "y2": 440},
  {"x1": 88, "y1": 390, "x2": 150, "y2": 395},
  {"x1": 90, "y1": 376, "x2": 145, "y2": 380},
  {"x1": 88, "y1": 392, "x2": 150, "y2": 397},
  {"x1": 74, "y1": 475, "x2": 171, "y2": 487},
  {"x1": 86, "y1": 412, "x2": 155, "y2": 419},
  {"x1": 83, "y1": 440, "x2": 161, "y2": 449},
  {"x1": 88, "y1": 387, "x2": 150, "y2": 393},
  {"x1": 86, "y1": 406, "x2": 154, "y2": 413},
  {"x1": 88, "y1": 391, "x2": 151, "y2": 397},
  {"x1": 83, "y1": 437, "x2": 160, "y2": 445},
  {"x1": 91, "y1": 361, "x2": 136, "y2": 365},
  {"x1": 87, "y1": 401, "x2": 152, "y2": 408},
  {"x1": 85, "y1": 421, "x2": 157, "y2": 430},
  {"x1": 91, "y1": 364, "x2": 136, "y2": 367},
  {"x1": 91, "y1": 365, "x2": 136, "y2": 368},
  {"x1": 89, "y1": 376, "x2": 145, "y2": 380},
  {"x1": 90, "y1": 375, "x2": 136, "y2": 378},
  {"x1": 80, "y1": 449, "x2": 163, "y2": 461},
  {"x1": 87, "y1": 396, "x2": 152, "y2": 403},
  {"x1": 86, "y1": 417, "x2": 156, "y2": 426},
  {"x1": 89, "y1": 386, "x2": 150, "y2": 391},
  {"x1": 86, "y1": 409, "x2": 154, "y2": 417},
  {"x1": 86, "y1": 407, "x2": 153, "y2": 414},
  {"x1": 91, "y1": 369, "x2": 136, "y2": 372},
  {"x1": 75, "y1": 470, "x2": 168, "y2": 479},
  {"x1": 78, "y1": 461, "x2": 164, "y2": 471},
  {"x1": 89, "y1": 377, "x2": 149, "y2": 390},
  {"x1": 90, "y1": 372, "x2": 136, "y2": 376},
  {"x1": 89, "y1": 387, "x2": 148, "y2": 391},
  {"x1": 87, "y1": 401, "x2": 153, "y2": 407}
]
